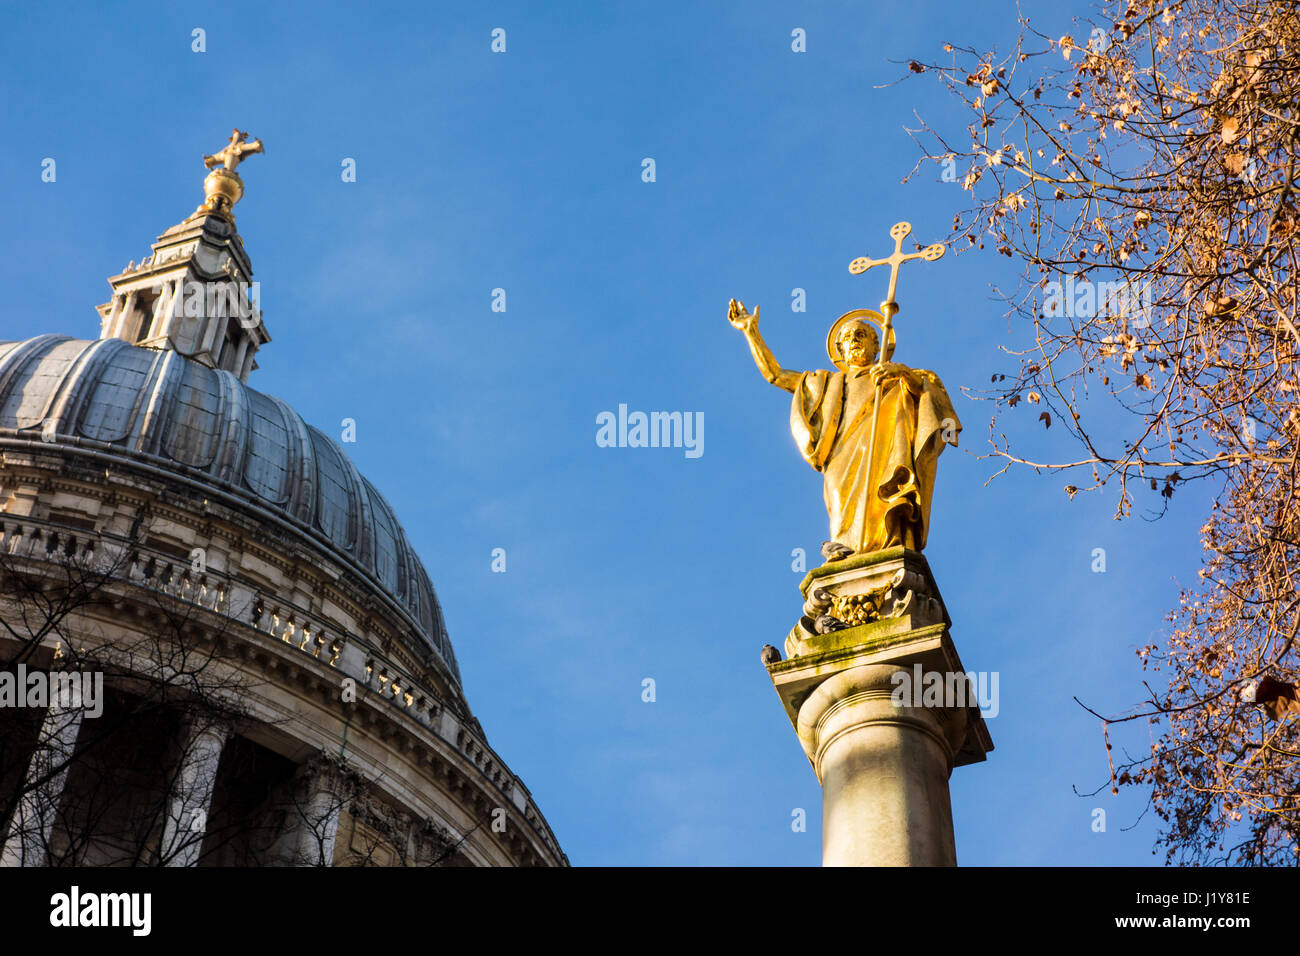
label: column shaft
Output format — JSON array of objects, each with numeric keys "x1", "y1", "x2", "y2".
[
  {"x1": 797, "y1": 664, "x2": 964, "y2": 866},
  {"x1": 110, "y1": 291, "x2": 138, "y2": 340},
  {"x1": 0, "y1": 703, "x2": 85, "y2": 866},
  {"x1": 158, "y1": 723, "x2": 229, "y2": 867},
  {"x1": 275, "y1": 758, "x2": 353, "y2": 866}
]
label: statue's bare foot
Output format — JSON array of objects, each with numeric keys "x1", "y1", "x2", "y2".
[{"x1": 821, "y1": 541, "x2": 854, "y2": 562}]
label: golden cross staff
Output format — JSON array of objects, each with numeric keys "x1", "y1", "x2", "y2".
[
  {"x1": 847, "y1": 220, "x2": 945, "y2": 359},
  {"x1": 847, "y1": 221, "x2": 946, "y2": 508}
]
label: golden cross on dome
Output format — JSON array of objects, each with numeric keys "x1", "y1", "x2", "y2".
[
  {"x1": 847, "y1": 221, "x2": 945, "y2": 325},
  {"x1": 203, "y1": 129, "x2": 265, "y2": 174}
]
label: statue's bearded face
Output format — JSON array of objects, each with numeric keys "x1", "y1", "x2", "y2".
[{"x1": 838, "y1": 323, "x2": 879, "y2": 369}]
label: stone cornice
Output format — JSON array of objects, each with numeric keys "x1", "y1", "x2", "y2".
[
  {"x1": 0, "y1": 439, "x2": 461, "y2": 700},
  {"x1": 0, "y1": 513, "x2": 566, "y2": 865}
]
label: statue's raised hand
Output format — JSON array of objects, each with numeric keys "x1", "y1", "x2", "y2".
[{"x1": 728, "y1": 299, "x2": 760, "y2": 334}]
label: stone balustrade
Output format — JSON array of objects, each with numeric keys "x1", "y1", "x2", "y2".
[{"x1": 0, "y1": 514, "x2": 564, "y2": 862}]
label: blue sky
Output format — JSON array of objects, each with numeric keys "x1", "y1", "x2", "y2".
[{"x1": 0, "y1": 0, "x2": 1204, "y2": 865}]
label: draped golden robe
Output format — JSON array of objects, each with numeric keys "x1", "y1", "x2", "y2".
[{"x1": 790, "y1": 366, "x2": 960, "y2": 554}]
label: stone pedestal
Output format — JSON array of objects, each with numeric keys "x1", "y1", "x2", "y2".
[{"x1": 766, "y1": 548, "x2": 992, "y2": 867}]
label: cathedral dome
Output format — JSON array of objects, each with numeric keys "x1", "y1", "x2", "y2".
[
  {"x1": 0, "y1": 137, "x2": 565, "y2": 868},
  {"x1": 0, "y1": 333, "x2": 460, "y2": 687}
]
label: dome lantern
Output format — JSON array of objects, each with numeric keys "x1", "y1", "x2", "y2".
[{"x1": 95, "y1": 130, "x2": 269, "y2": 384}]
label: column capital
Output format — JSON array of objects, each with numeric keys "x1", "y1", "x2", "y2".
[
  {"x1": 295, "y1": 751, "x2": 362, "y2": 797},
  {"x1": 796, "y1": 663, "x2": 968, "y2": 782},
  {"x1": 770, "y1": 621, "x2": 993, "y2": 771},
  {"x1": 275, "y1": 751, "x2": 362, "y2": 866}
]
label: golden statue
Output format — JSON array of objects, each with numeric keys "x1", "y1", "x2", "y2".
[{"x1": 728, "y1": 222, "x2": 960, "y2": 559}]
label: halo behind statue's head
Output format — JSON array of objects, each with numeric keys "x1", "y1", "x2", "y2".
[{"x1": 826, "y1": 309, "x2": 894, "y2": 372}]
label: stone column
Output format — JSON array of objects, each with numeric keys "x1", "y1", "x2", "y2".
[
  {"x1": 797, "y1": 664, "x2": 962, "y2": 866},
  {"x1": 197, "y1": 299, "x2": 225, "y2": 361},
  {"x1": 147, "y1": 279, "x2": 181, "y2": 343},
  {"x1": 101, "y1": 295, "x2": 123, "y2": 338},
  {"x1": 276, "y1": 757, "x2": 355, "y2": 866},
  {"x1": 230, "y1": 336, "x2": 250, "y2": 379},
  {"x1": 158, "y1": 721, "x2": 229, "y2": 867},
  {"x1": 109, "y1": 290, "x2": 138, "y2": 341},
  {"x1": 0, "y1": 703, "x2": 85, "y2": 867},
  {"x1": 767, "y1": 548, "x2": 993, "y2": 867}
]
